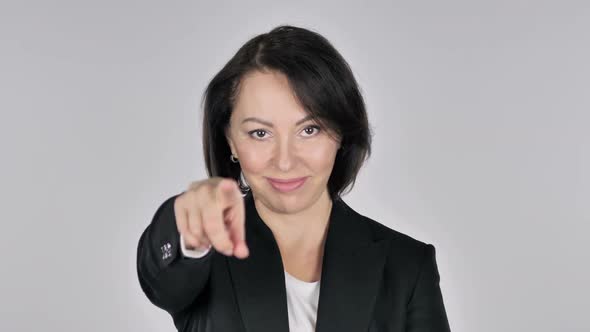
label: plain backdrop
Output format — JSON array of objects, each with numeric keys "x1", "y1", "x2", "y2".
[{"x1": 1, "y1": 1, "x2": 588, "y2": 331}]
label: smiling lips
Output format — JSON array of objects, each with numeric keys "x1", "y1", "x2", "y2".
[{"x1": 266, "y1": 176, "x2": 308, "y2": 193}]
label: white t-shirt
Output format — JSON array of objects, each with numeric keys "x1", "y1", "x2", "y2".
[
  {"x1": 180, "y1": 235, "x2": 321, "y2": 331},
  {"x1": 284, "y1": 269, "x2": 320, "y2": 332}
]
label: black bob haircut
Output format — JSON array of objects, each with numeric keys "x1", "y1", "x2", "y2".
[{"x1": 201, "y1": 25, "x2": 373, "y2": 201}]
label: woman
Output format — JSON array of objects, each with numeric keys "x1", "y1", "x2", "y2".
[{"x1": 137, "y1": 25, "x2": 451, "y2": 332}]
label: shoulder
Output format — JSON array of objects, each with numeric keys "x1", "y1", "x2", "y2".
[
  {"x1": 352, "y1": 207, "x2": 429, "y2": 249},
  {"x1": 347, "y1": 206, "x2": 435, "y2": 269},
  {"x1": 357, "y1": 213, "x2": 441, "y2": 296}
]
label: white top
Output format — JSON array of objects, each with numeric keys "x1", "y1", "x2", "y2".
[
  {"x1": 284, "y1": 269, "x2": 321, "y2": 332},
  {"x1": 180, "y1": 235, "x2": 321, "y2": 331}
]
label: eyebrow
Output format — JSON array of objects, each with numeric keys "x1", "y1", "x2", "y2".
[{"x1": 241, "y1": 114, "x2": 315, "y2": 127}]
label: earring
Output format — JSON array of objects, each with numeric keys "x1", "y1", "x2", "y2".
[
  {"x1": 238, "y1": 170, "x2": 250, "y2": 196},
  {"x1": 230, "y1": 153, "x2": 250, "y2": 196}
]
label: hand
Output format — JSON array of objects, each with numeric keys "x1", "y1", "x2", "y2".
[{"x1": 174, "y1": 177, "x2": 249, "y2": 259}]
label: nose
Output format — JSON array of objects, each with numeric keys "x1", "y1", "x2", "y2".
[{"x1": 274, "y1": 137, "x2": 297, "y2": 172}]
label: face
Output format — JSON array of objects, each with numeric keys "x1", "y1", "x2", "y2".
[{"x1": 225, "y1": 70, "x2": 341, "y2": 214}]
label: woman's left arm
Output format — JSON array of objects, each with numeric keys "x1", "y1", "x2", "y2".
[{"x1": 406, "y1": 244, "x2": 451, "y2": 332}]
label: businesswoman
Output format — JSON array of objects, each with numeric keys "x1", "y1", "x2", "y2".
[{"x1": 137, "y1": 25, "x2": 451, "y2": 332}]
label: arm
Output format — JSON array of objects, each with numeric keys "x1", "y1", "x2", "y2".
[
  {"x1": 406, "y1": 244, "x2": 451, "y2": 332},
  {"x1": 136, "y1": 192, "x2": 214, "y2": 316}
]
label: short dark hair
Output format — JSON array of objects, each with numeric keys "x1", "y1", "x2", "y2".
[{"x1": 201, "y1": 25, "x2": 372, "y2": 201}]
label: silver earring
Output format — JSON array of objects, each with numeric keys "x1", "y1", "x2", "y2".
[
  {"x1": 238, "y1": 170, "x2": 250, "y2": 197},
  {"x1": 231, "y1": 154, "x2": 250, "y2": 196},
  {"x1": 238, "y1": 170, "x2": 250, "y2": 196}
]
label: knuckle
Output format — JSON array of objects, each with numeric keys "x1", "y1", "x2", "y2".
[
  {"x1": 187, "y1": 180, "x2": 204, "y2": 191},
  {"x1": 188, "y1": 189, "x2": 202, "y2": 203}
]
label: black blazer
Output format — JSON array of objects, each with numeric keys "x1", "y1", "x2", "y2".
[{"x1": 137, "y1": 191, "x2": 451, "y2": 332}]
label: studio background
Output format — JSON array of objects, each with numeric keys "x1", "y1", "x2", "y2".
[{"x1": 1, "y1": 1, "x2": 588, "y2": 331}]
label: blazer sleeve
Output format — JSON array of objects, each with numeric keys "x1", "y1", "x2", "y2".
[
  {"x1": 136, "y1": 192, "x2": 214, "y2": 316},
  {"x1": 406, "y1": 244, "x2": 451, "y2": 332}
]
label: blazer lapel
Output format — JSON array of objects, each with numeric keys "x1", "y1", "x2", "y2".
[
  {"x1": 315, "y1": 197, "x2": 390, "y2": 332},
  {"x1": 227, "y1": 193, "x2": 390, "y2": 332},
  {"x1": 227, "y1": 194, "x2": 290, "y2": 332}
]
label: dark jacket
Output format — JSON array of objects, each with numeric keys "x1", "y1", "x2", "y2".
[{"x1": 137, "y1": 191, "x2": 451, "y2": 332}]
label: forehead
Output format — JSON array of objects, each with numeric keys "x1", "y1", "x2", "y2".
[{"x1": 233, "y1": 70, "x2": 309, "y2": 121}]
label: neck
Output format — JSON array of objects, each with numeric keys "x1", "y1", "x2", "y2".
[{"x1": 254, "y1": 189, "x2": 333, "y2": 250}]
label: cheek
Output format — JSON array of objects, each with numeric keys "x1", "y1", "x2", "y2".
[
  {"x1": 234, "y1": 147, "x2": 268, "y2": 173},
  {"x1": 306, "y1": 143, "x2": 339, "y2": 171}
]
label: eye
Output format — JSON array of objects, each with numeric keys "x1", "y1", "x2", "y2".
[
  {"x1": 301, "y1": 125, "x2": 321, "y2": 137},
  {"x1": 248, "y1": 129, "x2": 269, "y2": 140},
  {"x1": 247, "y1": 125, "x2": 321, "y2": 140}
]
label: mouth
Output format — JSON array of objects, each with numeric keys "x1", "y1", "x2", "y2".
[{"x1": 266, "y1": 176, "x2": 308, "y2": 193}]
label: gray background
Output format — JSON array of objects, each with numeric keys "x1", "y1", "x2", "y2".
[{"x1": 1, "y1": 1, "x2": 588, "y2": 331}]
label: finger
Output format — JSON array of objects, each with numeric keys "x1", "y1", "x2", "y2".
[
  {"x1": 229, "y1": 224, "x2": 248, "y2": 258},
  {"x1": 175, "y1": 203, "x2": 200, "y2": 249},
  {"x1": 198, "y1": 237, "x2": 211, "y2": 250},
  {"x1": 187, "y1": 205, "x2": 205, "y2": 247},
  {"x1": 228, "y1": 200, "x2": 248, "y2": 259},
  {"x1": 201, "y1": 200, "x2": 234, "y2": 256}
]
